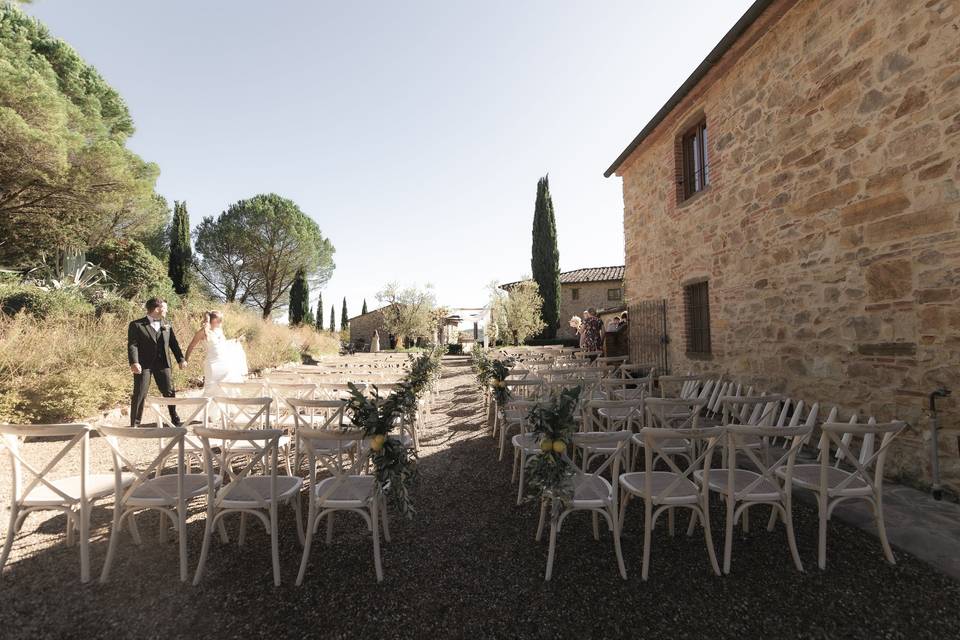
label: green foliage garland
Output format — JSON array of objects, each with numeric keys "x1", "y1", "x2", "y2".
[
  {"x1": 343, "y1": 345, "x2": 445, "y2": 518},
  {"x1": 524, "y1": 386, "x2": 581, "y2": 512}
]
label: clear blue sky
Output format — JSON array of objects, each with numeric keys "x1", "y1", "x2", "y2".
[{"x1": 25, "y1": 0, "x2": 753, "y2": 324}]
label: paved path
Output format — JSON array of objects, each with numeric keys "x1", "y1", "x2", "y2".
[{"x1": 1, "y1": 355, "x2": 959, "y2": 639}]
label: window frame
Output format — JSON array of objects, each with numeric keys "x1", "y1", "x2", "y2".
[
  {"x1": 680, "y1": 120, "x2": 709, "y2": 201},
  {"x1": 571, "y1": 287, "x2": 580, "y2": 301},
  {"x1": 683, "y1": 280, "x2": 712, "y2": 356},
  {"x1": 607, "y1": 288, "x2": 622, "y2": 302}
]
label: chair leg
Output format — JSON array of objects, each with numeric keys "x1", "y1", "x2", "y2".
[
  {"x1": 158, "y1": 511, "x2": 169, "y2": 544},
  {"x1": 217, "y1": 518, "x2": 229, "y2": 544},
  {"x1": 326, "y1": 511, "x2": 335, "y2": 545},
  {"x1": 701, "y1": 505, "x2": 721, "y2": 577},
  {"x1": 874, "y1": 494, "x2": 896, "y2": 565},
  {"x1": 516, "y1": 456, "x2": 526, "y2": 506},
  {"x1": 296, "y1": 499, "x2": 317, "y2": 586},
  {"x1": 641, "y1": 500, "x2": 653, "y2": 581},
  {"x1": 617, "y1": 494, "x2": 630, "y2": 538},
  {"x1": 238, "y1": 512, "x2": 247, "y2": 547},
  {"x1": 270, "y1": 505, "x2": 281, "y2": 586},
  {"x1": 99, "y1": 507, "x2": 124, "y2": 583},
  {"x1": 193, "y1": 512, "x2": 215, "y2": 585},
  {"x1": 668, "y1": 507, "x2": 675, "y2": 537},
  {"x1": 592, "y1": 512, "x2": 600, "y2": 541},
  {"x1": 723, "y1": 497, "x2": 735, "y2": 575},
  {"x1": 511, "y1": 448, "x2": 519, "y2": 483},
  {"x1": 766, "y1": 505, "x2": 779, "y2": 532},
  {"x1": 1, "y1": 504, "x2": 19, "y2": 575},
  {"x1": 535, "y1": 499, "x2": 548, "y2": 542},
  {"x1": 611, "y1": 506, "x2": 627, "y2": 580},
  {"x1": 686, "y1": 510, "x2": 698, "y2": 537},
  {"x1": 818, "y1": 493, "x2": 828, "y2": 570},
  {"x1": 178, "y1": 502, "x2": 188, "y2": 582},
  {"x1": 292, "y1": 493, "x2": 305, "y2": 546},
  {"x1": 545, "y1": 517, "x2": 558, "y2": 581},
  {"x1": 783, "y1": 501, "x2": 803, "y2": 572},
  {"x1": 79, "y1": 503, "x2": 91, "y2": 583},
  {"x1": 371, "y1": 504, "x2": 384, "y2": 583},
  {"x1": 498, "y1": 426, "x2": 507, "y2": 461},
  {"x1": 128, "y1": 511, "x2": 143, "y2": 546}
]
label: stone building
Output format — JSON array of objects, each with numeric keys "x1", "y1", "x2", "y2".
[
  {"x1": 348, "y1": 306, "x2": 389, "y2": 351},
  {"x1": 606, "y1": 0, "x2": 959, "y2": 490},
  {"x1": 502, "y1": 266, "x2": 624, "y2": 339}
]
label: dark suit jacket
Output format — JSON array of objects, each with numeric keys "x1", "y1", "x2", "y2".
[{"x1": 127, "y1": 317, "x2": 185, "y2": 369}]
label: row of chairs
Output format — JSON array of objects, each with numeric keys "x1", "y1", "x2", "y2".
[
  {"x1": 493, "y1": 368, "x2": 907, "y2": 580},
  {"x1": 0, "y1": 394, "x2": 414, "y2": 585}
]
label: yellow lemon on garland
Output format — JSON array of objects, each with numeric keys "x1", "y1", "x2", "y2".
[
  {"x1": 370, "y1": 435, "x2": 386, "y2": 452},
  {"x1": 539, "y1": 438, "x2": 553, "y2": 453},
  {"x1": 552, "y1": 440, "x2": 567, "y2": 454}
]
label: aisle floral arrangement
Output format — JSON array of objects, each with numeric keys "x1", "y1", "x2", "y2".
[
  {"x1": 344, "y1": 345, "x2": 445, "y2": 518},
  {"x1": 524, "y1": 386, "x2": 581, "y2": 515}
]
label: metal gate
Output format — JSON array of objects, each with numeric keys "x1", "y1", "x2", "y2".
[{"x1": 628, "y1": 299, "x2": 669, "y2": 374}]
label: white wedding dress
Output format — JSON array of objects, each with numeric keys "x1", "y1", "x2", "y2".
[{"x1": 203, "y1": 327, "x2": 249, "y2": 397}]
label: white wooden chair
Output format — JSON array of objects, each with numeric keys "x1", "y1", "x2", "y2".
[
  {"x1": 699, "y1": 421, "x2": 812, "y2": 574},
  {"x1": 496, "y1": 380, "x2": 542, "y2": 460},
  {"x1": 295, "y1": 428, "x2": 388, "y2": 584},
  {"x1": 98, "y1": 425, "x2": 218, "y2": 582},
  {"x1": 505, "y1": 400, "x2": 538, "y2": 505},
  {"x1": 658, "y1": 374, "x2": 702, "y2": 399},
  {"x1": 631, "y1": 397, "x2": 706, "y2": 471},
  {"x1": 581, "y1": 399, "x2": 643, "y2": 472},
  {"x1": 286, "y1": 398, "x2": 352, "y2": 477},
  {"x1": 0, "y1": 423, "x2": 133, "y2": 582},
  {"x1": 784, "y1": 419, "x2": 906, "y2": 569},
  {"x1": 147, "y1": 396, "x2": 210, "y2": 471},
  {"x1": 535, "y1": 431, "x2": 630, "y2": 581},
  {"x1": 266, "y1": 382, "x2": 317, "y2": 428},
  {"x1": 192, "y1": 426, "x2": 303, "y2": 586},
  {"x1": 618, "y1": 424, "x2": 724, "y2": 580},
  {"x1": 219, "y1": 381, "x2": 267, "y2": 397}
]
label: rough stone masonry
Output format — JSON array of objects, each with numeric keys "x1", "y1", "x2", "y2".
[{"x1": 612, "y1": 0, "x2": 960, "y2": 491}]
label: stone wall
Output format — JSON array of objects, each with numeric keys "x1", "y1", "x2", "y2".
[
  {"x1": 558, "y1": 281, "x2": 624, "y2": 338},
  {"x1": 616, "y1": 0, "x2": 960, "y2": 490},
  {"x1": 349, "y1": 309, "x2": 388, "y2": 351}
]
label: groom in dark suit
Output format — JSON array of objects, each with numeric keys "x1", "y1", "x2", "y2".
[{"x1": 128, "y1": 297, "x2": 186, "y2": 426}]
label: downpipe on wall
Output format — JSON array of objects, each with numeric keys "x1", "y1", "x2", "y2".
[{"x1": 928, "y1": 387, "x2": 952, "y2": 501}]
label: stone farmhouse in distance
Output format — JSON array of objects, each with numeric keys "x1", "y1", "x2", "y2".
[
  {"x1": 501, "y1": 266, "x2": 625, "y2": 339},
  {"x1": 606, "y1": 0, "x2": 959, "y2": 489}
]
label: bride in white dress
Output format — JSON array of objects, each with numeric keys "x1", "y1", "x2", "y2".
[{"x1": 184, "y1": 310, "x2": 249, "y2": 397}]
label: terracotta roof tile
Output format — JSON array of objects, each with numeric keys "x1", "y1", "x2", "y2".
[{"x1": 501, "y1": 265, "x2": 624, "y2": 289}]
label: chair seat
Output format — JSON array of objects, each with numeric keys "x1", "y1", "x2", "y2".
[
  {"x1": 779, "y1": 465, "x2": 871, "y2": 496},
  {"x1": 127, "y1": 474, "x2": 220, "y2": 506},
  {"x1": 695, "y1": 469, "x2": 780, "y2": 501},
  {"x1": 619, "y1": 471, "x2": 700, "y2": 504},
  {"x1": 219, "y1": 476, "x2": 302, "y2": 507},
  {"x1": 216, "y1": 435, "x2": 292, "y2": 453},
  {"x1": 512, "y1": 434, "x2": 540, "y2": 454},
  {"x1": 314, "y1": 475, "x2": 376, "y2": 507},
  {"x1": 22, "y1": 473, "x2": 136, "y2": 506},
  {"x1": 571, "y1": 474, "x2": 613, "y2": 507}
]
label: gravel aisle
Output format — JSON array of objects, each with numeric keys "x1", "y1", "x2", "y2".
[{"x1": 1, "y1": 356, "x2": 959, "y2": 639}]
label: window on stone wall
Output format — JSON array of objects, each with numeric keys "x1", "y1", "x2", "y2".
[
  {"x1": 571, "y1": 288, "x2": 580, "y2": 301},
  {"x1": 683, "y1": 280, "x2": 711, "y2": 355},
  {"x1": 680, "y1": 120, "x2": 709, "y2": 201},
  {"x1": 607, "y1": 288, "x2": 622, "y2": 301}
]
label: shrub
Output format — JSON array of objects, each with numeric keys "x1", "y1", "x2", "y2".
[
  {"x1": 0, "y1": 284, "x2": 95, "y2": 318},
  {"x1": 88, "y1": 239, "x2": 177, "y2": 301}
]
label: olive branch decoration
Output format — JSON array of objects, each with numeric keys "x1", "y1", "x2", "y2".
[
  {"x1": 343, "y1": 345, "x2": 445, "y2": 519},
  {"x1": 524, "y1": 386, "x2": 582, "y2": 516}
]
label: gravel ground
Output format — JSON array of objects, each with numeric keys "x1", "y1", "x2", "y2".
[{"x1": 1, "y1": 356, "x2": 959, "y2": 639}]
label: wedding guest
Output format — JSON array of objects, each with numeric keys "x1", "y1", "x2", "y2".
[
  {"x1": 580, "y1": 308, "x2": 604, "y2": 354},
  {"x1": 128, "y1": 297, "x2": 185, "y2": 427}
]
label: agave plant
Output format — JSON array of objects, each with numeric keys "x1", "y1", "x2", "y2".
[{"x1": 25, "y1": 258, "x2": 110, "y2": 292}]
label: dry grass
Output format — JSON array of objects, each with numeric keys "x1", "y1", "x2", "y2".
[{"x1": 0, "y1": 300, "x2": 339, "y2": 424}]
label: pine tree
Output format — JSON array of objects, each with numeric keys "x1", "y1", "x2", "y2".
[
  {"x1": 341, "y1": 297, "x2": 349, "y2": 330},
  {"x1": 316, "y1": 292, "x2": 324, "y2": 330},
  {"x1": 361, "y1": 298, "x2": 368, "y2": 315},
  {"x1": 531, "y1": 175, "x2": 560, "y2": 339},
  {"x1": 288, "y1": 267, "x2": 310, "y2": 325},
  {"x1": 329, "y1": 305, "x2": 336, "y2": 333},
  {"x1": 168, "y1": 200, "x2": 192, "y2": 295}
]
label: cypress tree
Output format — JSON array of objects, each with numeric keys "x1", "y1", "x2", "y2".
[
  {"x1": 329, "y1": 305, "x2": 336, "y2": 333},
  {"x1": 315, "y1": 293, "x2": 324, "y2": 331},
  {"x1": 288, "y1": 267, "x2": 309, "y2": 326},
  {"x1": 168, "y1": 200, "x2": 192, "y2": 295},
  {"x1": 341, "y1": 297, "x2": 349, "y2": 330},
  {"x1": 361, "y1": 298, "x2": 368, "y2": 315},
  {"x1": 531, "y1": 175, "x2": 560, "y2": 339}
]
